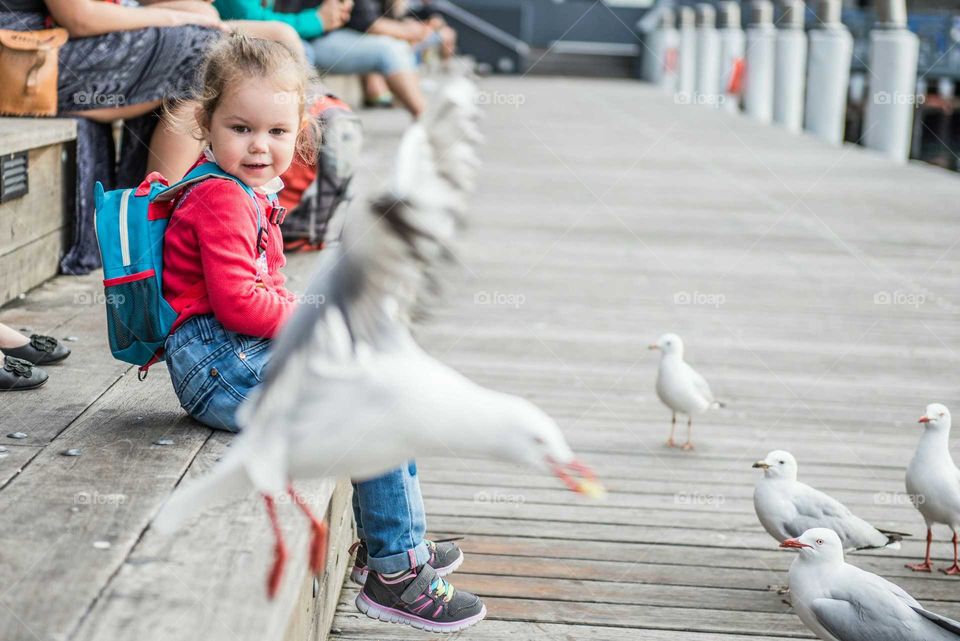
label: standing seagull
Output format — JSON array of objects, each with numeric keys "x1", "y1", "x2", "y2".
[
  {"x1": 905, "y1": 403, "x2": 960, "y2": 574},
  {"x1": 783, "y1": 528, "x2": 960, "y2": 641},
  {"x1": 152, "y1": 78, "x2": 604, "y2": 598},
  {"x1": 753, "y1": 450, "x2": 905, "y2": 551},
  {"x1": 649, "y1": 333, "x2": 723, "y2": 449}
]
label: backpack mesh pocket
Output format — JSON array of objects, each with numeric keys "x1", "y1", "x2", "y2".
[{"x1": 103, "y1": 270, "x2": 163, "y2": 353}]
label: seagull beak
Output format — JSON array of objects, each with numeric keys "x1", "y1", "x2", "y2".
[
  {"x1": 648, "y1": 344, "x2": 660, "y2": 350},
  {"x1": 780, "y1": 538, "x2": 811, "y2": 549},
  {"x1": 549, "y1": 458, "x2": 606, "y2": 499},
  {"x1": 919, "y1": 416, "x2": 931, "y2": 424},
  {"x1": 752, "y1": 461, "x2": 770, "y2": 469}
]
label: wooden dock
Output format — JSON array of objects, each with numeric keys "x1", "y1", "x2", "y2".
[{"x1": 1, "y1": 76, "x2": 959, "y2": 640}]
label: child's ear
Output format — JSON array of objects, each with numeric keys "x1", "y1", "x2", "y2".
[{"x1": 195, "y1": 106, "x2": 210, "y2": 138}]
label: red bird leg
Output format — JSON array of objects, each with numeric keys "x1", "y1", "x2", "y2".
[
  {"x1": 264, "y1": 494, "x2": 288, "y2": 599},
  {"x1": 942, "y1": 532, "x2": 960, "y2": 575},
  {"x1": 906, "y1": 528, "x2": 933, "y2": 572},
  {"x1": 288, "y1": 484, "x2": 329, "y2": 574}
]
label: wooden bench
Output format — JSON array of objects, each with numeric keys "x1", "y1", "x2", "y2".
[
  {"x1": 0, "y1": 255, "x2": 355, "y2": 641},
  {"x1": 0, "y1": 117, "x2": 76, "y2": 307}
]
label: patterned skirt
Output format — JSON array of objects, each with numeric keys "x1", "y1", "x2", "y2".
[{"x1": 0, "y1": 11, "x2": 220, "y2": 113}]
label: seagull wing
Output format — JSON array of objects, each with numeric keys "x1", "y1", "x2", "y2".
[
  {"x1": 790, "y1": 484, "x2": 888, "y2": 549},
  {"x1": 683, "y1": 362, "x2": 715, "y2": 405},
  {"x1": 235, "y1": 77, "x2": 482, "y2": 487},
  {"x1": 811, "y1": 568, "x2": 957, "y2": 641}
]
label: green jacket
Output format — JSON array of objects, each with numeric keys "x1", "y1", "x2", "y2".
[{"x1": 213, "y1": 0, "x2": 325, "y2": 39}]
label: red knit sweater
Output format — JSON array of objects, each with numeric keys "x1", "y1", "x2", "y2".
[{"x1": 162, "y1": 162, "x2": 297, "y2": 338}]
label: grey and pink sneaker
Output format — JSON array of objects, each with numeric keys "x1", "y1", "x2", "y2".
[
  {"x1": 349, "y1": 539, "x2": 464, "y2": 586},
  {"x1": 355, "y1": 563, "x2": 486, "y2": 633}
]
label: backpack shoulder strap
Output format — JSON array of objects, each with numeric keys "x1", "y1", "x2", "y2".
[{"x1": 153, "y1": 161, "x2": 265, "y2": 236}]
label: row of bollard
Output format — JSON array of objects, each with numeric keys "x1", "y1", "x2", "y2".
[{"x1": 641, "y1": 0, "x2": 919, "y2": 163}]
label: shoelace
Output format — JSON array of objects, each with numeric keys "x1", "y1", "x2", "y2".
[{"x1": 430, "y1": 575, "x2": 455, "y2": 603}]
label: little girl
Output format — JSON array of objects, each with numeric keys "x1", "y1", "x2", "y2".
[{"x1": 161, "y1": 33, "x2": 484, "y2": 632}]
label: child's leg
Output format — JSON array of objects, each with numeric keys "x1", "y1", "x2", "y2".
[{"x1": 353, "y1": 461, "x2": 430, "y2": 573}]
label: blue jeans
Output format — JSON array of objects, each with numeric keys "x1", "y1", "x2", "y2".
[
  {"x1": 303, "y1": 29, "x2": 416, "y2": 76},
  {"x1": 165, "y1": 314, "x2": 429, "y2": 573}
]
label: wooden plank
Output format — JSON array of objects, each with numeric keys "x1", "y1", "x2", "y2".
[
  {"x1": 0, "y1": 229, "x2": 66, "y2": 306},
  {"x1": 0, "y1": 144, "x2": 68, "y2": 256},
  {"x1": 0, "y1": 117, "x2": 76, "y2": 155}
]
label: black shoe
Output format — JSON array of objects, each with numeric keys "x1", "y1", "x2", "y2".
[
  {"x1": 4, "y1": 335, "x2": 70, "y2": 365},
  {"x1": 349, "y1": 538, "x2": 464, "y2": 586},
  {"x1": 0, "y1": 356, "x2": 48, "y2": 391},
  {"x1": 356, "y1": 563, "x2": 485, "y2": 633}
]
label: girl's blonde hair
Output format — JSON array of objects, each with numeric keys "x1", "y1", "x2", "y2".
[{"x1": 167, "y1": 32, "x2": 320, "y2": 164}]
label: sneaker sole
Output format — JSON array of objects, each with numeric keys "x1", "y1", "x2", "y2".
[
  {"x1": 350, "y1": 549, "x2": 464, "y2": 587},
  {"x1": 355, "y1": 591, "x2": 486, "y2": 633}
]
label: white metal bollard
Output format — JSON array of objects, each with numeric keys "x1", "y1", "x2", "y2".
[
  {"x1": 744, "y1": 1, "x2": 776, "y2": 123},
  {"x1": 804, "y1": 0, "x2": 853, "y2": 145},
  {"x1": 696, "y1": 3, "x2": 721, "y2": 107},
  {"x1": 863, "y1": 0, "x2": 920, "y2": 162},
  {"x1": 659, "y1": 9, "x2": 681, "y2": 94},
  {"x1": 773, "y1": 0, "x2": 808, "y2": 132},
  {"x1": 640, "y1": 6, "x2": 667, "y2": 83},
  {"x1": 677, "y1": 6, "x2": 698, "y2": 102},
  {"x1": 718, "y1": 1, "x2": 745, "y2": 113}
]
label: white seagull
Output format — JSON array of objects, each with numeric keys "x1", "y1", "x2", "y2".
[
  {"x1": 753, "y1": 450, "x2": 906, "y2": 551},
  {"x1": 783, "y1": 528, "x2": 960, "y2": 641},
  {"x1": 905, "y1": 403, "x2": 960, "y2": 574},
  {"x1": 152, "y1": 78, "x2": 604, "y2": 598},
  {"x1": 649, "y1": 333, "x2": 723, "y2": 449}
]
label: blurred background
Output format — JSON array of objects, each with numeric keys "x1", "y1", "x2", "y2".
[{"x1": 427, "y1": 0, "x2": 960, "y2": 170}]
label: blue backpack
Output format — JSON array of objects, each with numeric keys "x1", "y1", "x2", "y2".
[{"x1": 94, "y1": 162, "x2": 282, "y2": 377}]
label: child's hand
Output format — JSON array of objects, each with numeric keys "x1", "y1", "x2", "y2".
[{"x1": 318, "y1": 0, "x2": 349, "y2": 32}]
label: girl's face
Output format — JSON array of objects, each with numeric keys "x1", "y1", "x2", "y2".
[{"x1": 203, "y1": 77, "x2": 302, "y2": 188}]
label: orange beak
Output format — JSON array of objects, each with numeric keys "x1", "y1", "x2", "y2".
[
  {"x1": 548, "y1": 458, "x2": 606, "y2": 499},
  {"x1": 780, "y1": 538, "x2": 811, "y2": 549},
  {"x1": 648, "y1": 344, "x2": 660, "y2": 350},
  {"x1": 919, "y1": 416, "x2": 931, "y2": 424}
]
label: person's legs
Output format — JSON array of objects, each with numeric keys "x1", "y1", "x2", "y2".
[
  {"x1": 62, "y1": 99, "x2": 203, "y2": 182},
  {"x1": 309, "y1": 30, "x2": 424, "y2": 117},
  {"x1": 0, "y1": 323, "x2": 28, "y2": 350},
  {"x1": 353, "y1": 461, "x2": 430, "y2": 573}
]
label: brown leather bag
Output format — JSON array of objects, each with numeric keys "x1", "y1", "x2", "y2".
[{"x1": 0, "y1": 28, "x2": 68, "y2": 117}]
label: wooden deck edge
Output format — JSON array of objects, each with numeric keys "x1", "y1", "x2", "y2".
[{"x1": 284, "y1": 478, "x2": 356, "y2": 641}]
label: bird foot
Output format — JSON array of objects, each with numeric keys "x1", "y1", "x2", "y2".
[
  {"x1": 309, "y1": 519, "x2": 330, "y2": 574},
  {"x1": 665, "y1": 438, "x2": 676, "y2": 448},
  {"x1": 940, "y1": 563, "x2": 960, "y2": 576},
  {"x1": 268, "y1": 540, "x2": 289, "y2": 599},
  {"x1": 906, "y1": 561, "x2": 933, "y2": 572},
  {"x1": 681, "y1": 442, "x2": 695, "y2": 451},
  {"x1": 288, "y1": 484, "x2": 330, "y2": 575}
]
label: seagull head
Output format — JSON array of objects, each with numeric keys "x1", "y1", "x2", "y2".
[
  {"x1": 752, "y1": 450, "x2": 798, "y2": 480},
  {"x1": 497, "y1": 396, "x2": 606, "y2": 499},
  {"x1": 780, "y1": 528, "x2": 844, "y2": 565},
  {"x1": 918, "y1": 403, "x2": 951, "y2": 432},
  {"x1": 648, "y1": 333, "x2": 684, "y2": 358}
]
